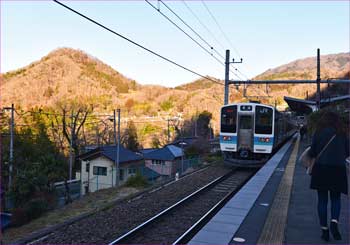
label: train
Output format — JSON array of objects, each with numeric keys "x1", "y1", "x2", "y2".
[{"x1": 220, "y1": 102, "x2": 296, "y2": 167}]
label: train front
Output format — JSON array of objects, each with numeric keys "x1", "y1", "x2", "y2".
[{"x1": 220, "y1": 103, "x2": 274, "y2": 167}]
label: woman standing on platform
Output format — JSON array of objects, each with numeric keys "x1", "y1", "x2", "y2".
[{"x1": 309, "y1": 111, "x2": 349, "y2": 242}]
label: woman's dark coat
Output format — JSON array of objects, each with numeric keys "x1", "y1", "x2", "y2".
[{"x1": 309, "y1": 127, "x2": 349, "y2": 194}]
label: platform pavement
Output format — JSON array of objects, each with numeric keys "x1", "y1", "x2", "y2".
[
  {"x1": 230, "y1": 136, "x2": 349, "y2": 244},
  {"x1": 284, "y1": 137, "x2": 349, "y2": 244},
  {"x1": 188, "y1": 135, "x2": 349, "y2": 244}
]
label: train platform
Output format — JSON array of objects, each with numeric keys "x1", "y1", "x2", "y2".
[{"x1": 189, "y1": 135, "x2": 350, "y2": 244}]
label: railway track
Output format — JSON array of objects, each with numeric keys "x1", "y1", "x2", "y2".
[
  {"x1": 29, "y1": 165, "x2": 230, "y2": 244},
  {"x1": 109, "y1": 168, "x2": 255, "y2": 244}
]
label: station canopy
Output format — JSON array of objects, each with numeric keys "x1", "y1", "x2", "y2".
[{"x1": 284, "y1": 95, "x2": 350, "y2": 115}]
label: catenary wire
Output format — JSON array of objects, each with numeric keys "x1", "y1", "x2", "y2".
[
  {"x1": 53, "y1": 0, "x2": 223, "y2": 86},
  {"x1": 158, "y1": 0, "x2": 224, "y2": 60},
  {"x1": 145, "y1": 0, "x2": 224, "y2": 66},
  {"x1": 201, "y1": 0, "x2": 241, "y2": 58},
  {"x1": 181, "y1": 0, "x2": 227, "y2": 52}
]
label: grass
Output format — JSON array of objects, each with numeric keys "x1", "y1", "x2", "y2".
[{"x1": 1, "y1": 186, "x2": 144, "y2": 244}]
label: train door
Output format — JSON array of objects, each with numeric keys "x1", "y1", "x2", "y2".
[{"x1": 238, "y1": 114, "x2": 253, "y2": 157}]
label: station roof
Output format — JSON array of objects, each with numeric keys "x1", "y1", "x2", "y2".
[{"x1": 284, "y1": 95, "x2": 350, "y2": 114}]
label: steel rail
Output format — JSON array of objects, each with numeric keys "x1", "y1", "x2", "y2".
[
  {"x1": 172, "y1": 178, "x2": 244, "y2": 244},
  {"x1": 108, "y1": 169, "x2": 236, "y2": 245}
]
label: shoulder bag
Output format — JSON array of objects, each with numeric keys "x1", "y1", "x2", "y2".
[{"x1": 299, "y1": 134, "x2": 336, "y2": 175}]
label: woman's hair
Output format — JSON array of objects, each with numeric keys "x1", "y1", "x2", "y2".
[{"x1": 316, "y1": 111, "x2": 345, "y2": 135}]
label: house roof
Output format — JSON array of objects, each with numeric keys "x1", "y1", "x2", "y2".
[
  {"x1": 79, "y1": 145, "x2": 143, "y2": 163},
  {"x1": 139, "y1": 148, "x2": 158, "y2": 155},
  {"x1": 141, "y1": 167, "x2": 160, "y2": 180},
  {"x1": 143, "y1": 145, "x2": 183, "y2": 161}
]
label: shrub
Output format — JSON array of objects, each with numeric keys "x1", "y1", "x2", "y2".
[
  {"x1": 24, "y1": 198, "x2": 49, "y2": 221},
  {"x1": 11, "y1": 207, "x2": 29, "y2": 227},
  {"x1": 160, "y1": 99, "x2": 173, "y2": 111},
  {"x1": 125, "y1": 173, "x2": 148, "y2": 188}
]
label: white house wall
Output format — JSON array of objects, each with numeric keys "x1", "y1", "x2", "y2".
[
  {"x1": 80, "y1": 156, "x2": 144, "y2": 195},
  {"x1": 81, "y1": 156, "x2": 112, "y2": 195}
]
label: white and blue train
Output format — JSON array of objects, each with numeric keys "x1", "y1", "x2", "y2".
[{"x1": 220, "y1": 102, "x2": 296, "y2": 167}]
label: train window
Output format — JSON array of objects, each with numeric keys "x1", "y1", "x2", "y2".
[
  {"x1": 255, "y1": 106, "x2": 273, "y2": 134},
  {"x1": 239, "y1": 116, "x2": 253, "y2": 129},
  {"x1": 221, "y1": 106, "x2": 237, "y2": 133}
]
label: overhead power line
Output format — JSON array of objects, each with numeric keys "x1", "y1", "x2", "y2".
[
  {"x1": 53, "y1": 0, "x2": 223, "y2": 86},
  {"x1": 201, "y1": 0, "x2": 241, "y2": 58},
  {"x1": 150, "y1": 0, "x2": 240, "y2": 81},
  {"x1": 180, "y1": 0, "x2": 243, "y2": 80},
  {"x1": 145, "y1": 0, "x2": 224, "y2": 67},
  {"x1": 158, "y1": 0, "x2": 224, "y2": 60},
  {"x1": 181, "y1": 0, "x2": 226, "y2": 51},
  {"x1": 235, "y1": 68, "x2": 250, "y2": 80}
]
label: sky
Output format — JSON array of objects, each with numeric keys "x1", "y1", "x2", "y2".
[{"x1": 1, "y1": 0, "x2": 349, "y2": 87}]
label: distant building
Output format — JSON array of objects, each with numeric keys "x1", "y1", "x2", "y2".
[
  {"x1": 143, "y1": 145, "x2": 184, "y2": 176},
  {"x1": 78, "y1": 145, "x2": 144, "y2": 195}
]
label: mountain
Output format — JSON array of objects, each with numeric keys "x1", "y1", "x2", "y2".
[
  {"x1": 1, "y1": 48, "x2": 348, "y2": 146},
  {"x1": 252, "y1": 52, "x2": 349, "y2": 102},
  {"x1": 1, "y1": 48, "x2": 138, "y2": 110},
  {"x1": 255, "y1": 52, "x2": 349, "y2": 80}
]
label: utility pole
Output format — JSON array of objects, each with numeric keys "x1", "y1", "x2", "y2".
[
  {"x1": 69, "y1": 112, "x2": 74, "y2": 181},
  {"x1": 194, "y1": 118, "x2": 197, "y2": 137},
  {"x1": 9, "y1": 104, "x2": 14, "y2": 189},
  {"x1": 167, "y1": 118, "x2": 170, "y2": 143},
  {"x1": 224, "y1": 50, "x2": 230, "y2": 105},
  {"x1": 181, "y1": 127, "x2": 184, "y2": 175},
  {"x1": 316, "y1": 48, "x2": 321, "y2": 110},
  {"x1": 224, "y1": 50, "x2": 243, "y2": 105},
  {"x1": 113, "y1": 109, "x2": 117, "y2": 187},
  {"x1": 116, "y1": 109, "x2": 121, "y2": 186}
]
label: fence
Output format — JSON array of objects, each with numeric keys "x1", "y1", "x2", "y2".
[
  {"x1": 54, "y1": 179, "x2": 81, "y2": 207},
  {"x1": 175, "y1": 156, "x2": 201, "y2": 176}
]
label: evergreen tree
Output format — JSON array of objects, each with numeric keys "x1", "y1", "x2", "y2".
[{"x1": 122, "y1": 121, "x2": 139, "y2": 151}]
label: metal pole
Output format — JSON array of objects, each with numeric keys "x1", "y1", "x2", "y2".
[
  {"x1": 113, "y1": 109, "x2": 117, "y2": 187},
  {"x1": 224, "y1": 50, "x2": 230, "y2": 105},
  {"x1": 116, "y1": 109, "x2": 121, "y2": 186},
  {"x1": 316, "y1": 48, "x2": 321, "y2": 110},
  {"x1": 69, "y1": 111, "x2": 73, "y2": 181},
  {"x1": 9, "y1": 104, "x2": 14, "y2": 189},
  {"x1": 181, "y1": 128, "x2": 184, "y2": 175},
  {"x1": 167, "y1": 118, "x2": 170, "y2": 143},
  {"x1": 194, "y1": 118, "x2": 197, "y2": 137}
]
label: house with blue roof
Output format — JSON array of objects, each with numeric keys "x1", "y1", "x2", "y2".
[
  {"x1": 78, "y1": 145, "x2": 155, "y2": 195},
  {"x1": 143, "y1": 145, "x2": 184, "y2": 176}
]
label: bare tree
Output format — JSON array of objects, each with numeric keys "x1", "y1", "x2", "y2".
[{"x1": 61, "y1": 105, "x2": 94, "y2": 160}]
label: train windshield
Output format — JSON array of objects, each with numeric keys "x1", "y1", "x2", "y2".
[
  {"x1": 239, "y1": 116, "x2": 253, "y2": 129},
  {"x1": 255, "y1": 106, "x2": 273, "y2": 134},
  {"x1": 221, "y1": 106, "x2": 237, "y2": 133}
]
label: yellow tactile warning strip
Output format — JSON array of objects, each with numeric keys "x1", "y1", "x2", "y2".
[{"x1": 257, "y1": 136, "x2": 300, "y2": 244}]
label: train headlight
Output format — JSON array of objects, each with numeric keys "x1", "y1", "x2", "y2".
[
  {"x1": 223, "y1": 136, "x2": 232, "y2": 141},
  {"x1": 259, "y1": 137, "x2": 271, "y2": 143}
]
